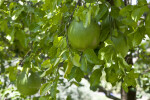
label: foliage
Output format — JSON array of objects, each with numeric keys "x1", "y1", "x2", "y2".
[{"x1": 0, "y1": 0, "x2": 150, "y2": 99}]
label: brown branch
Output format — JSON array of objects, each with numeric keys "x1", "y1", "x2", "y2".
[
  {"x1": 66, "y1": 0, "x2": 82, "y2": 50},
  {"x1": 141, "y1": 69, "x2": 150, "y2": 75},
  {"x1": 98, "y1": 86, "x2": 120, "y2": 100},
  {"x1": 84, "y1": 75, "x2": 121, "y2": 100},
  {"x1": 107, "y1": 0, "x2": 114, "y2": 5},
  {"x1": 69, "y1": 0, "x2": 81, "y2": 22},
  {"x1": 19, "y1": 49, "x2": 31, "y2": 66}
]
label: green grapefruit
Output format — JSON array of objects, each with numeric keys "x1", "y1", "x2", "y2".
[
  {"x1": 68, "y1": 20, "x2": 100, "y2": 50},
  {"x1": 16, "y1": 70, "x2": 41, "y2": 95}
]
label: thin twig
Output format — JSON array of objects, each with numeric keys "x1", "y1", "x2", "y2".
[
  {"x1": 141, "y1": 69, "x2": 150, "y2": 75},
  {"x1": 65, "y1": 0, "x2": 81, "y2": 50},
  {"x1": 69, "y1": 0, "x2": 81, "y2": 24},
  {"x1": 19, "y1": 49, "x2": 31, "y2": 66}
]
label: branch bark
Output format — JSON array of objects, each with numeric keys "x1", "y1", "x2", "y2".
[
  {"x1": 84, "y1": 75, "x2": 121, "y2": 100},
  {"x1": 124, "y1": 0, "x2": 132, "y2": 6},
  {"x1": 122, "y1": 53, "x2": 136, "y2": 100},
  {"x1": 98, "y1": 86, "x2": 121, "y2": 100},
  {"x1": 141, "y1": 69, "x2": 150, "y2": 75},
  {"x1": 106, "y1": 0, "x2": 114, "y2": 5}
]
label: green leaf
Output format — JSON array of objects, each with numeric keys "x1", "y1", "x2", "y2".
[
  {"x1": 49, "y1": 46, "x2": 57, "y2": 58},
  {"x1": 99, "y1": 16, "x2": 110, "y2": 42},
  {"x1": 10, "y1": 28, "x2": 15, "y2": 42},
  {"x1": 8, "y1": 67, "x2": 17, "y2": 82},
  {"x1": 67, "y1": 66, "x2": 84, "y2": 81},
  {"x1": 39, "y1": 96, "x2": 52, "y2": 100},
  {"x1": 9, "y1": 71, "x2": 17, "y2": 82},
  {"x1": 122, "y1": 70, "x2": 139, "y2": 92},
  {"x1": 66, "y1": 95, "x2": 72, "y2": 100},
  {"x1": 137, "y1": 0, "x2": 147, "y2": 5},
  {"x1": 53, "y1": 36, "x2": 63, "y2": 47},
  {"x1": 91, "y1": 5, "x2": 100, "y2": 17},
  {"x1": 50, "y1": 75, "x2": 59, "y2": 98},
  {"x1": 86, "y1": 63, "x2": 95, "y2": 74},
  {"x1": 0, "y1": 0, "x2": 4, "y2": 7},
  {"x1": 75, "y1": 68, "x2": 84, "y2": 82},
  {"x1": 114, "y1": 0, "x2": 122, "y2": 7},
  {"x1": 122, "y1": 82, "x2": 128, "y2": 92},
  {"x1": 15, "y1": 30, "x2": 27, "y2": 48},
  {"x1": 82, "y1": 8, "x2": 91, "y2": 28},
  {"x1": 41, "y1": 59, "x2": 51, "y2": 68},
  {"x1": 53, "y1": 58, "x2": 61, "y2": 67},
  {"x1": 70, "y1": 81, "x2": 80, "y2": 86},
  {"x1": 84, "y1": 49, "x2": 100, "y2": 65},
  {"x1": 72, "y1": 54, "x2": 81, "y2": 67},
  {"x1": 80, "y1": 56, "x2": 88, "y2": 73},
  {"x1": 40, "y1": 66, "x2": 53, "y2": 77},
  {"x1": 68, "y1": 67, "x2": 77, "y2": 80},
  {"x1": 64, "y1": 62, "x2": 73, "y2": 78},
  {"x1": 112, "y1": 33, "x2": 129, "y2": 57},
  {"x1": 74, "y1": 6, "x2": 84, "y2": 20},
  {"x1": 40, "y1": 82, "x2": 52, "y2": 96},
  {"x1": 128, "y1": 26, "x2": 145, "y2": 47},
  {"x1": 122, "y1": 17, "x2": 137, "y2": 28},
  {"x1": 29, "y1": 23, "x2": 41, "y2": 33},
  {"x1": 90, "y1": 68, "x2": 102, "y2": 91},
  {"x1": 0, "y1": 81, "x2": 2, "y2": 85},
  {"x1": 0, "y1": 19, "x2": 8, "y2": 32},
  {"x1": 95, "y1": 4, "x2": 108, "y2": 21},
  {"x1": 52, "y1": 13, "x2": 62, "y2": 25},
  {"x1": 117, "y1": 55, "x2": 131, "y2": 72},
  {"x1": 110, "y1": 6, "x2": 120, "y2": 19},
  {"x1": 119, "y1": 5, "x2": 134, "y2": 17},
  {"x1": 85, "y1": 0, "x2": 96, "y2": 3},
  {"x1": 12, "y1": 7, "x2": 24, "y2": 20},
  {"x1": 43, "y1": 0, "x2": 58, "y2": 11},
  {"x1": 98, "y1": 45, "x2": 116, "y2": 63},
  {"x1": 145, "y1": 12, "x2": 150, "y2": 37},
  {"x1": 105, "y1": 63, "x2": 123, "y2": 85},
  {"x1": 131, "y1": 6, "x2": 149, "y2": 22},
  {"x1": 30, "y1": 0, "x2": 38, "y2": 3}
]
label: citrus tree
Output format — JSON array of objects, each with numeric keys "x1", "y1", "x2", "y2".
[{"x1": 0, "y1": 0, "x2": 150, "y2": 99}]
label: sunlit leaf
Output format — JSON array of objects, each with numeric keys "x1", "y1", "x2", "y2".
[
  {"x1": 0, "y1": 0, "x2": 4, "y2": 6},
  {"x1": 64, "y1": 61, "x2": 73, "y2": 78},
  {"x1": 95, "y1": 4, "x2": 108, "y2": 21},
  {"x1": 80, "y1": 56, "x2": 88, "y2": 73},
  {"x1": 131, "y1": 6, "x2": 149, "y2": 22},
  {"x1": 12, "y1": 7, "x2": 24, "y2": 20},
  {"x1": 72, "y1": 54, "x2": 81, "y2": 67},
  {"x1": 40, "y1": 82, "x2": 52, "y2": 96},
  {"x1": 98, "y1": 45, "x2": 116, "y2": 63},
  {"x1": 41, "y1": 59, "x2": 51, "y2": 68}
]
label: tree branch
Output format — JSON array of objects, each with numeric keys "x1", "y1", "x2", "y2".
[
  {"x1": 84, "y1": 75, "x2": 121, "y2": 100},
  {"x1": 70, "y1": 0, "x2": 81, "y2": 22},
  {"x1": 141, "y1": 69, "x2": 150, "y2": 75},
  {"x1": 98, "y1": 86, "x2": 120, "y2": 100},
  {"x1": 106, "y1": 0, "x2": 114, "y2": 5}
]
